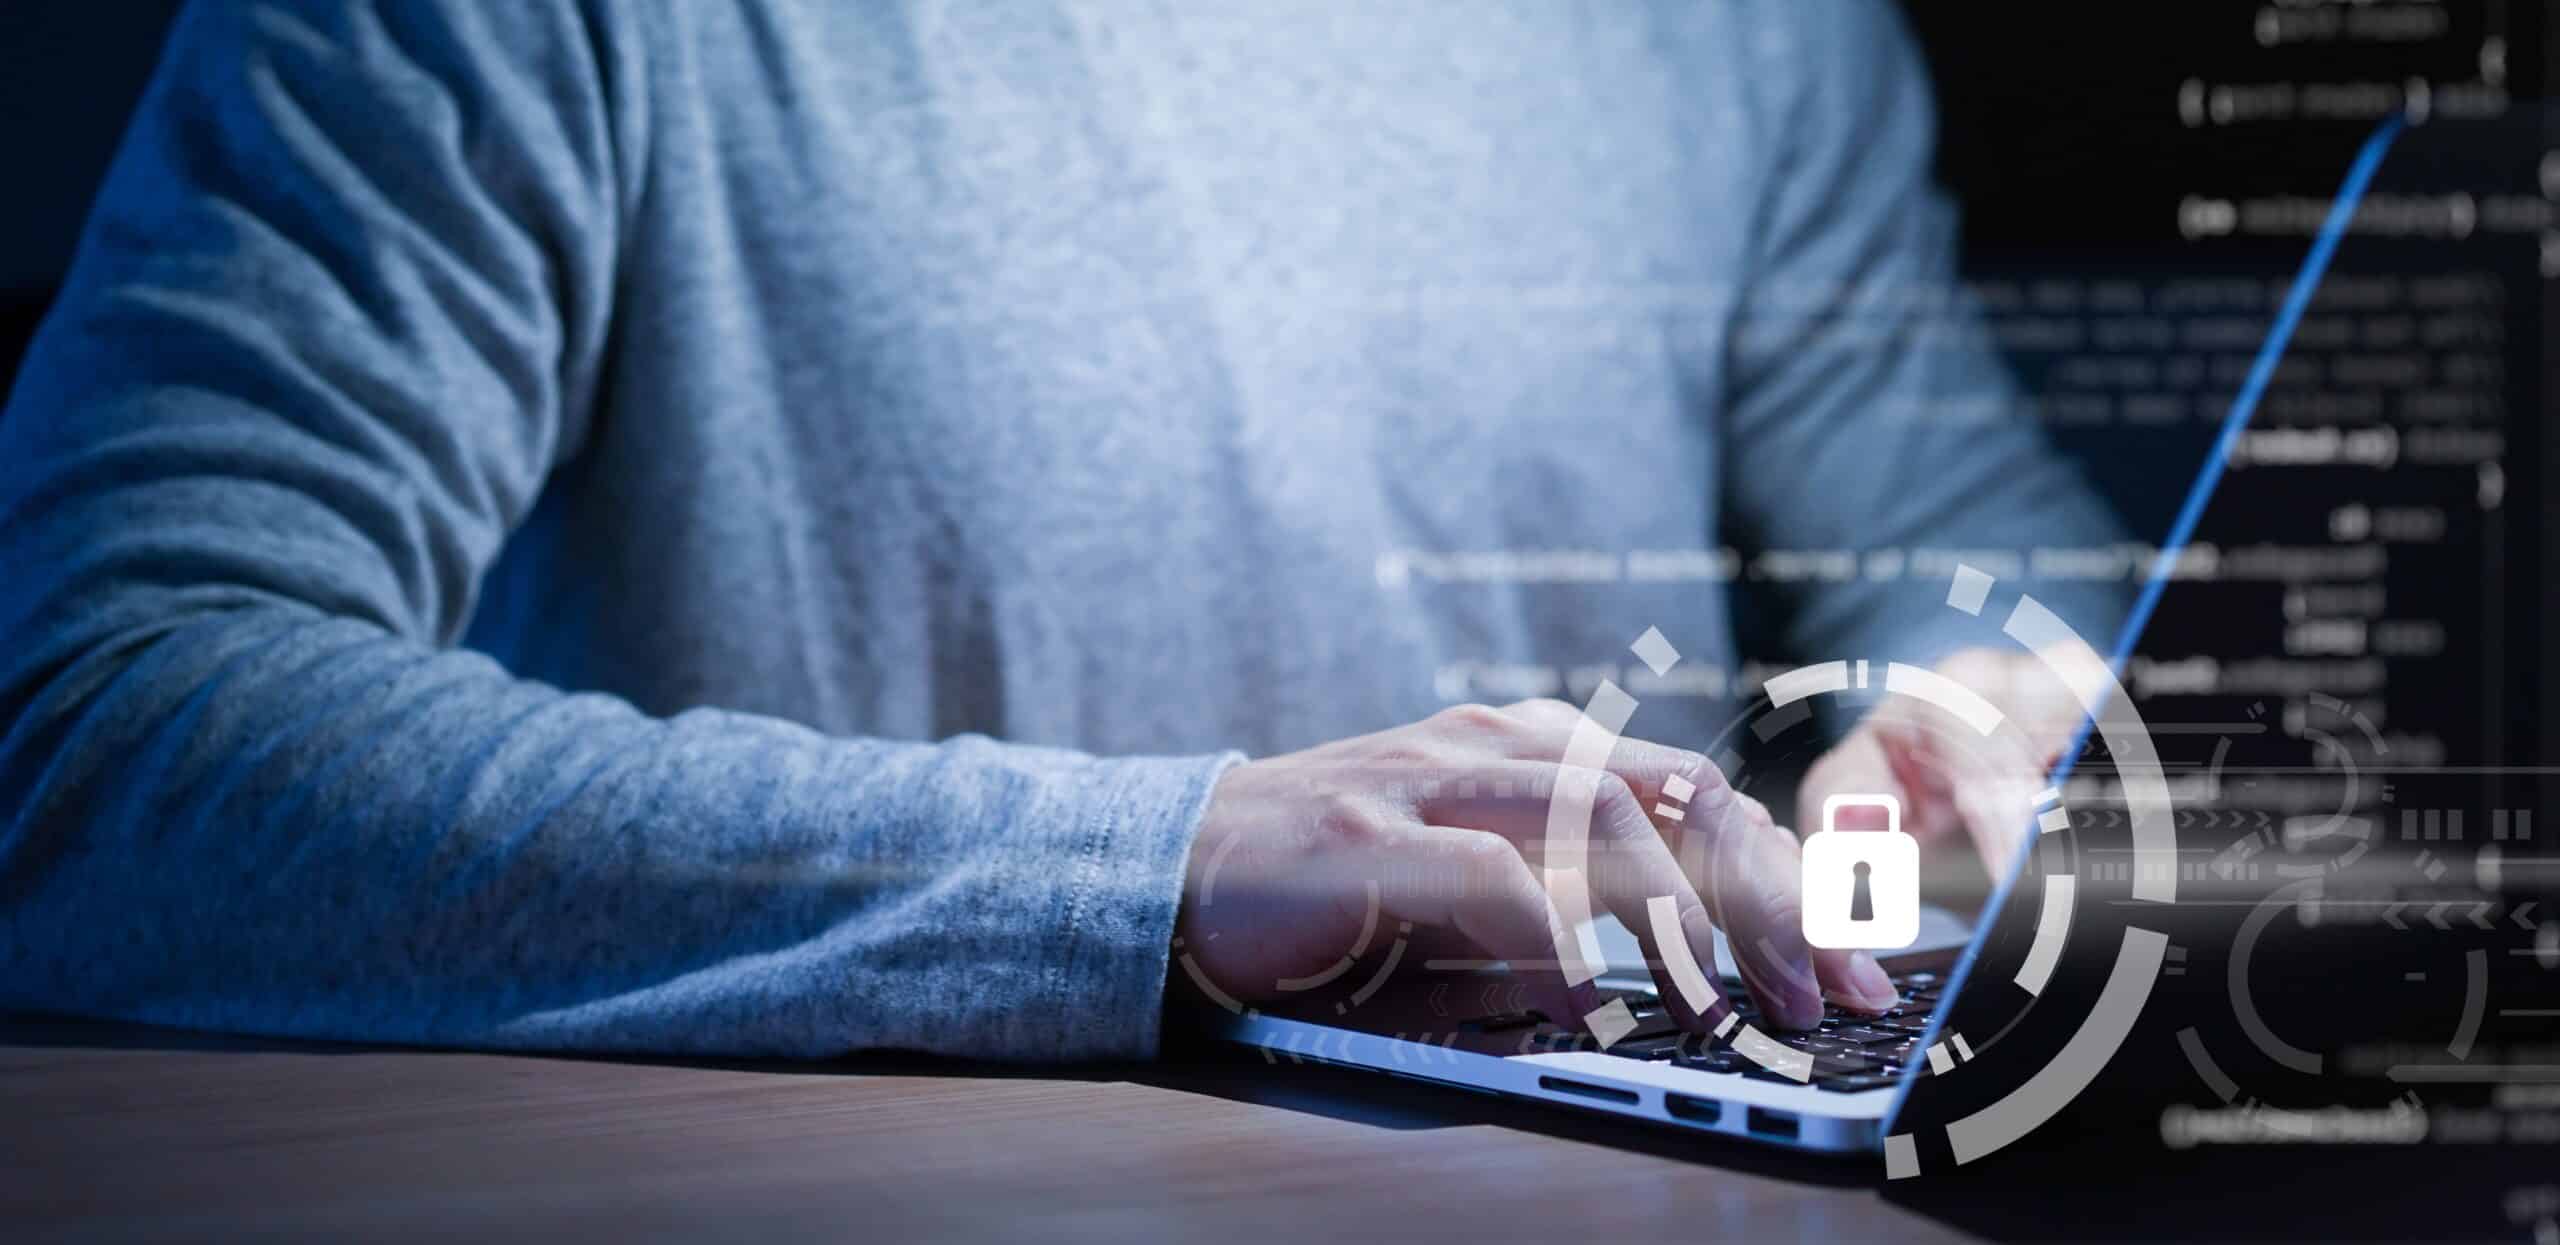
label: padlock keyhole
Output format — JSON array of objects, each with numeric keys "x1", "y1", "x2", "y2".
[{"x1": 1848, "y1": 861, "x2": 1875, "y2": 923}]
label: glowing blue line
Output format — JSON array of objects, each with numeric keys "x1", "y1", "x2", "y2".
[
  {"x1": 1882, "y1": 112, "x2": 2405, "y2": 1139},
  {"x1": 2103, "y1": 111, "x2": 2406, "y2": 680}
]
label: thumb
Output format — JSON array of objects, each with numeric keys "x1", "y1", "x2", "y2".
[
  {"x1": 1801, "y1": 728, "x2": 1909, "y2": 836},
  {"x1": 1947, "y1": 755, "x2": 2048, "y2": 873},
  {"x1": 1806, "y1": 718, "x2": 1956, "y2": 842}
]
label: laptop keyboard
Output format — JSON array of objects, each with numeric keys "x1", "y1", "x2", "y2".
[{"x1": 1465, "y1": 972, "x2": 1943, "y2": 1093}]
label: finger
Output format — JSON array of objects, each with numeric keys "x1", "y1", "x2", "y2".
[
  {"x1": 1680, "y1": 792, "x2": 1828, "y2": 1029},
  {"x1": 1942, "y1": 647, "x2": 2088, "y2": 753},
  {"x1": 1723, "y1": 794, "x2": 1899, "y2": 1014},
  {"x1": 1416, "y1": 759, "x2": 1759, "y2": 1034},
  {"x1": 1495, "y1": 698, "x2": 1710, "y2": 821},
  {"x1": 1811, "y1": 944, "x2": 1901, "y2": 1015},
  {"x1": 1494, "y1": 709, "x2": 1783, "y2": 1017},
  {"x1": 1773, "y1": 758, "x2": 1912, "y2": 1013},
  {"x1": 1810, "y1": 718, "x2": 1949, "y2": 839},
  {"x1": 1379, "y1": 823, "x2": 1595, "y2": 1027},
  {"x1": 1439, "y1": 706, "x2": 1828, "y2": 1030},
  {"x1": 1399, "y1": 922, "x2": 1482, "y2": 965},
  {"x1": 1860, "y1": 707, "x2": 2049, "y2": 870},
  {"x1": 1949, "y1": 751, "x2": 2047, "y2": 872},
  {"x1": 1571, "y1": 761, "x2": 1757, "y2": 1032}
]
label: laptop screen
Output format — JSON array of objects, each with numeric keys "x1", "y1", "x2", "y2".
[{"x1": 1876, "y1": 113, "x2": 2409, "y2": 1170}]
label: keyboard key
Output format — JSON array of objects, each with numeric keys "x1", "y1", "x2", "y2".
[
  {"x1": 1605, "y1": 1033, "x2": 1689, "y2": 1061},
  {"x1": 1677, "y1": 1048, "x2": 1749, "y2": 1075},
  {"x1": 1796, "y1": 1037, "x2": 1868, "y2": 1060},
  {"x1": 1463, "y1": 1010, "x2": 1548, "y2": 1034},
  {"x1": 1830, "y1": 1025, "x2": 1906, "y2": 1046},
  {"x1": 1616, "y1": 1014, "x2": 1685, "y2": 1043},
  {"x1": 1816, "y1": 1073, "x2": 1901, "y2": 1093},
  {"x1": 1527, "y1": 1028, "x2": 1603, "y2": 1053}
]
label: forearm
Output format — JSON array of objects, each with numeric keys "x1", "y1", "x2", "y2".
[
  {"x1": 0, "y1": 605, "x2": 1229, "y2": 1058},
  {"x1": 0, "y1": 0, "x2": 1229, "y2": 1062}
]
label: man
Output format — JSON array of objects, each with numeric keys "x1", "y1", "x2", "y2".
[{"x1": 0, "y1": 0, "x2": 2120, "y2": 1058}]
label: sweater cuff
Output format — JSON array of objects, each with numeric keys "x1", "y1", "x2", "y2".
[{"x1": 1045, "y1": 750, "x2": 1242, "y2": 1059}]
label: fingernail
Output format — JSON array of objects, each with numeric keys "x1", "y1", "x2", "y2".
[
  {"x1": 1571, "y1": 980, "x2": 1603, "y2": 1020},
  {"x1": 1848, "y1": 952, "x2": 1899, "y2": 1009}
]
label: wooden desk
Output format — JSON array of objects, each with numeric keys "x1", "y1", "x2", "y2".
[
  {"x1": 1, "y1": 1015, "x2": 2533, "y2": 1242},
  {"x1": 0, "y1": 1015, "x2": 1950, "y2": 1242}
]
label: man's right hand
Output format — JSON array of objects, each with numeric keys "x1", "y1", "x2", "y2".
[{"x1": 1173, "y1": 700, "x2": 1900, "y2": 1033}]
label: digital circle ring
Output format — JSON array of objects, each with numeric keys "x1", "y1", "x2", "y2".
[{"x1": 1539, "y1": 565, "x2": 2179, "y2": 1177}]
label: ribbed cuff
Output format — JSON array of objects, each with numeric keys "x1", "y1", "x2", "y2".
[{"x1": 1042, "y1": 750, "x2": 1242, "y2": 1060}]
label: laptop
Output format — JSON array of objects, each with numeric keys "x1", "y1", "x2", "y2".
[{"x1": 1197, "y1": 114, "x2": 2406, "y2": 1170}]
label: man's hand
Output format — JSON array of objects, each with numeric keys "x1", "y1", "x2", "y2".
[
  {"x1": 1177, "y1": 700, "x2": 1900, "y2": 1033},
  {"x1": 1797, "y1": 647, "x2": 2086, "y2": 884}
]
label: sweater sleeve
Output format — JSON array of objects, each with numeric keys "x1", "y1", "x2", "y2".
[
  {"x1": 1721, "y1": 0, "x2": 2131, "y2": 670},
  {"x1": 0, "y1": 0, "x2": 1231, "y2": 1060}
]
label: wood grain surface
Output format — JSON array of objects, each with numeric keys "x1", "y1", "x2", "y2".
[
  {"x1": 0, "y1": 1015, "x2": 1961, "y2": 1243},
  {"x1": 14, "y1": 1012, "x2": 2534, "y2": 1243}
]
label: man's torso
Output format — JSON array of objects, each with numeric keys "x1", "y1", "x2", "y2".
[{"x1": 466, "y1": 1, "x2": 1794, "y2": 757}]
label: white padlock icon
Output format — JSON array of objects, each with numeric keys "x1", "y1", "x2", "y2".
[{"x1": 1800, "y1": 793, "x2": 1920, "y2": 950}]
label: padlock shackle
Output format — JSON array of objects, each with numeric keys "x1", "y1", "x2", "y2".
[{"x1": 1820, "y1": 792, "x2": 1902, "y2": 835}]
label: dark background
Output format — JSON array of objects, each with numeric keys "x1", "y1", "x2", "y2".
[{"x1": 0, "y1": 2, "x2": 185, "y2": 391}]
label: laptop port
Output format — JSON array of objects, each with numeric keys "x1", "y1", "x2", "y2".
[
  {"x1": 1663, "y1": 1093, "x2": 1723, "y2": 1125},
  {"x1": 1537, "y1": 1076, "x2": 1639, "y2": 1106},
  {"x1": 1745, "y1": 1106, "x2": 1800, "y2": 1139}
]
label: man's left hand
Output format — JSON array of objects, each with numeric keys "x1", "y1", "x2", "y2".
[{"x1": 1796, "y1": 647, "x2": 2086, "y2": 880}]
